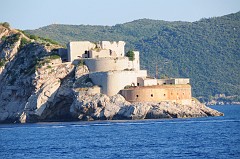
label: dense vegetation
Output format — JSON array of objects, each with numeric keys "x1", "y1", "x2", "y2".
[
  {"x1": 18, "y1": 30, "x2": 60, "y2": 46},
  {"x1": 26, "y1": 12, "x2": 240, "y2": 101}
]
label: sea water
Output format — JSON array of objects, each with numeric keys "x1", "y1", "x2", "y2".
[{"x1": 0, "y1": 105, "x2": 240, "y2": 159}]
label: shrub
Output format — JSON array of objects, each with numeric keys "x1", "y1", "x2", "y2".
[
  {"x1": 126, "y1": 50, "x2": 135, "y2": 61},
  {"x1": 1, "y1": 35, "x2": 6, "y2": 41},
  {"x1": 19, "y1": 30, "x2": 31, "y2": 39},
  {"x1": 29, "y1": 34, "x2": 38, "y2": 40},
  {"x1": 0, "y1": 59, "x2": 6, "y2": 67},
  {"x1": 78, "y1": 59, "x2": 85, "y2": 66},
  {"x1": 13, "y1": 33, "x2": 21, "y2": 43},
  {"x1": 50, "y1": 54, "x2": 60, "y2": 59},
  {"x1": 20, "y1": 37, "x2": 30, "y2": 48},
  {"x1": 3, "y1": 33, "x2": 20, "y2": 46},
  {"x1": 39, "y1": 37, "x2": 59, "y2": 45},
  {"x1": 124, "y1": 85, "x2": 132, "y2": 89},
  {"x1": 35, "y1": 57, "x2": 53, "y2": 68},
  {"x1": 2, "y1": 22, "x2": 10, "y2": 28}
]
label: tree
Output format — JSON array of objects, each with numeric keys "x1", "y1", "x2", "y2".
[
  {"x1": 30, "y1": 34, "x2": 38, "y2": 40},
  {"x1": 2, "y1": 22, "x2": 10, "y2": 28},
  {"x1": 126, "y1": 50, "x2": 135, "y2": 61}
]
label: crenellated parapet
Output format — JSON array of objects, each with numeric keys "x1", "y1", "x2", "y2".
[{"x1": 67, "y1": 41, "x2": 125, "y2": 62}]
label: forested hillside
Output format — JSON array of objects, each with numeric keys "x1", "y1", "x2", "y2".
[{"x1": 26, "y1": 12, "x2": 240, "y2": 102}]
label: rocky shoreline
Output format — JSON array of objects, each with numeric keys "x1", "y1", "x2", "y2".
[
  {"x1": 70, "y1": 93, "x2": 223, "y2": 121},
  {"x1": 18, "y1": 91, "x2": 223, "y2": 123}
]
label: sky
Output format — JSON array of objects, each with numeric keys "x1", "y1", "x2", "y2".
[{"x1": 0, "y1": 0, "x2": 240, "y2": 30}]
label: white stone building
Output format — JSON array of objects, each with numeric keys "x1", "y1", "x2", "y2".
[{"x1": 67, "y1": 40, "x2": 191, "y2": 103}]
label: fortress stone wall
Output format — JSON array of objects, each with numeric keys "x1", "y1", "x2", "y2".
[
  {"x1": 89, "y1": 49, "x2": 114, "y2": 58},
  {"x1": 100, "y1": 41, "x2": 125, "y2": 57},
  {"x1": 89, "y1": 70, "x2": 147, "y2": 96},
  {"x1": 67, "y1": 41, "x2": 125, "y2": 61},
  {"x1": 157, "y1": 78, "x2": 190, "y2": 85},
  {"x1": 85, "y1": 57, "x2": 129, "y2": 72},
  {"x1": 137, "y1": 77, "x2": 157, "y2": 86},
  {"x1": 131, "y1": 51, "x2": 140, "y2": 71},
  {"x1": 84, "y1": 54, "x2": 139, "y2": 73},
  {"x1": 120, "y1": 85, "x2": 192, "y2": 105},
  {"x1": 67, "y1": 41, "x2": 96, "y2": 61}
]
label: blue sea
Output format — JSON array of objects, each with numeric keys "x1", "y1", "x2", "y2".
[{"x1": 0, "y1": 105, "x2": 240, "y2": 159}]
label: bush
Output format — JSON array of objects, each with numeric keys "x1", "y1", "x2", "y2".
[
  {"x1": 39, "y1": 37, "x2": 59, "y2": 45},
  {"x1": 50, "y1": 54, "x2": 60, "y2": 59},
  {"x1": 124, "y1": 85, "x2": 132, "y2": 89},
  {"x1": 18, "y1": 30, "x2": 31, "y2": 39},
  {"x1": 20, "y1": 37, "x2": 30, "y2": 48},
  {"x1": 126, "y1": 50, "x2": 135, "y2": 61},
  {"x1": 0, "y1": 59, "x2": 6, "y2": 67},
  {"x1": 4, "y1": 33, "x2": 21, "y2": 45},
  {"x1": 78, "y1": 59, "x2": 85, "y2": 66},
  {"x1": 2, "y1": 22, "x2": 10, "y2": 28},
  {"x1": 1, "y1": 35, "x2": 6, "y2": 41},
  {"x1": 29, "y1": 34, "x2": 38, "y2": 40}
]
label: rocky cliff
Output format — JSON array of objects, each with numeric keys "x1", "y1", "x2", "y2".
[{"x1": 0, "y1": 25, "x2": 223, "y2": 124}]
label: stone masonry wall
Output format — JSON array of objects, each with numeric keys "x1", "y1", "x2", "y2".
[
  {"x1": 89, "y1": 70, "x2": 147, "y2": 96},
  {"x1": 120, "y1": 85, "x2": 192, "y2": 105}
]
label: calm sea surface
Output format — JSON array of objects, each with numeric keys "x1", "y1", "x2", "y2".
[{"x1": 0, "y1": 105, "x2": 240, "y2": 159}]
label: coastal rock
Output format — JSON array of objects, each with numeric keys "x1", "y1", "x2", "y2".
[
  {"x1": 20, "y1": 61, "x2": 75, "y2": 123},
  {"x1": 70, "y1": 93, "x2": 223, "y2": 121},
  {"x1": 73, "y1": 65, "x2": 93, "y2": 88},
  {"x1": 75, "y1": 65, "x2": 89, "y2": 79},
  {"x1": 131, "y1": 103, "x2": 151, "y2": 119},
  {"x1": 0, "y1": 38, "x2": 20, "y2": 61},
  {"x1": 103, "y1": 103, "x2": 120, "y2": 119},
  {"x1": 146, "y1": 101, "x2": 223, "y2": 119}
]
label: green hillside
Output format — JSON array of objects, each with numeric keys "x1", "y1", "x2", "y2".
[{"x1": 26, "y1": 12, "x2": 240, "y2": 102}]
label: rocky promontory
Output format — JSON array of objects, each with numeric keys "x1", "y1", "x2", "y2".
[
  {"x1": 0, "y1": 24, "x2": 223, "y2": 124},
  {"x1": 70, "y1": 93, "x2": 223, "y2": 121}
]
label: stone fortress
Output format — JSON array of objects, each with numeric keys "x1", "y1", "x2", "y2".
[{"x1": 65, "y1": 41, "x2": 192, "y2": 105}]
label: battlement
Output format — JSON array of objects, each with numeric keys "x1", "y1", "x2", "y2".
[{"x1": 67, "y1": 41, "x2": 125, "y2": 61}]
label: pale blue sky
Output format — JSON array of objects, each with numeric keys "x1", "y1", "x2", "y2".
[{"x1": 0, "y1": 0, "x2": 239, "y2": 30}]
